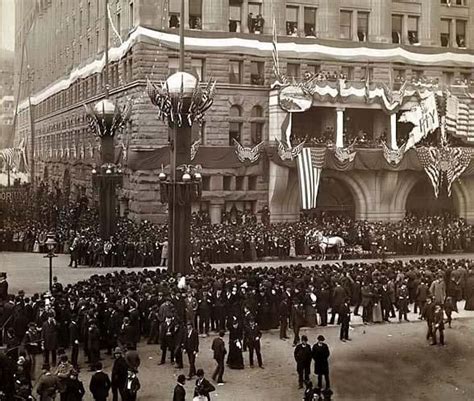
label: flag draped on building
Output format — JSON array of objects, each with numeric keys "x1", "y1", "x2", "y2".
[
  {"x1": 445, "y1": 94, "x2": 474, "y2": 142},
  {"x1": 416, "y1": 146, "x2": 472, "y2": 198},
  {"x1": 296, "y1": 147, "x2": 326, "y2": 209}
]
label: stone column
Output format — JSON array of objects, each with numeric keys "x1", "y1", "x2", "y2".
[
  {"x1": 451, "y1": 19, "x2": 457, "y2": 48},
  {"x1": 419, "y1": 0, "x2": 440, "y2": 46},
  {"x1": 352, "y1": 10, "x2": 358, "y2": 42},
  {"x1": 184, "y1": 0, "x2": 189, "y2": 29},
  {"x1": 336, "y1": 108, "x2": 344, "y2": 148},
  {"x1": 369, "y1": 0, "x2": 391, "y2": 43},
  {"x1": 390, "y1": 113, "x2": 398, "y2": 150},
  {"x1": 402, "y1": 14, "x2": 409, "y2": 44},
  {"x1": 241, "y1": 0, "x2": 248, "y2": 33},
  {"x1": 209, "y1": 202, "x2": 223, "y2": 224},
  {"x1": 298, "y1": 5, "x2": 304, "y2": 36},
  {"x1": 317, "y1": 0, "x2": 340, "y2": 40},
  {"x1": 269, "y1": 89, "x2": 288, "y2": 141}
]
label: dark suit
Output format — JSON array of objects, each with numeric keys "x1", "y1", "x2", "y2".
[
  {"x1": 194, "y1": 378, "x2": 215, "y2": 401},
  {"x1": 69, "y1": 321, "x2": 80, "y2": 367},
  {"x1": 42, "y1": 320, "x2": 58, "y2": 366},
  {"x1": 312, "y1": 342, "x2": 330, "y2": 389},
  {"x1": 184, "y1": 328, "x2": 199, "y2": 378},
  {"x1": 111, "y1": 356, "x2": 128, "y2": 401},
  {"x1": 89, "y1": 371, "x2": 111, "y2": 401},
  {"x1": 294, "y1": 343, "x2": 312, "y2": 386},
  {"x1": 173, "y1": 384, "x2": 186, "y2": 401},
  {"x1": 211, "y1": 337, "x2": 226, "y2": 383}
]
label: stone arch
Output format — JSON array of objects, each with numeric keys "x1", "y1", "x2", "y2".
[{"x1": 323, "y1": 170, "x2": 368, "y2": 219}]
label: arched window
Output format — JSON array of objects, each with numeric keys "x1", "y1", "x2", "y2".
[
  {"x1": 250, "y1": 105, "x2": 265, "y2": 145},
  {"x1": 229, "y1": 105, "x2": 243, "y2": 145}
]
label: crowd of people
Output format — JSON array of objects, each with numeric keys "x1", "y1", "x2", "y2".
[
  {"x1": 1, "y1": 254, "x2": 474, "y2": 400},
  {"x1": 1, "y1": 182, "x2": 473, "y2": 269}
]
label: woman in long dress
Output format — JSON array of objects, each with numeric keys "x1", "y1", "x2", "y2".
[
  {"x1": 372, "y1": 285, "x2": 383, "y2": 323},
  {"x1": 226, "y1": 317, "x2": 244, "y2": 369}
]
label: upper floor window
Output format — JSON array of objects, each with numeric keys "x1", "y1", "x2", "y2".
[
  {"x1": 248, "y1": 3, "x2": 264, "y2": 34},
  {"x1": 357, "y1": 12, "x2": 369, "y2": 42},
  {"x1": 229, "y1": 60, "x2": 242, "y2": 84},
  {"x1": 341, "y1": 66, "x2": 354, "y2": 80},
  {"x1": 168, "y1": 57, "x2": 179, "y2": 75},
  {"x1": 407, "y1": 16, "x2": 419, "y2": 44},
  {"x1": 392, "y1": 15, "x2": 402, "y2": 43},
  {"x1": 340, "y1": 10, "x2": 352, "y2": 40},
  {"x1": 286, "y1": 63, "x2": 300, "y2": 79},
  {"x1": 440, "y1": 19, "x2": 451, "y2": 47},
  {"x1": 250, "y1": 61, "x2": 265, "y2": 85},
  {"x1": 304, "y1": 7, "x2": 317, "y2": 37},
  {"x1": 189, "y1": 0, "x2": 202, "y2": 29},
  {"x1": 442, "y1": 0, "x2": 467, "y2": 5},
  {"x1": 229, "y1": 0, "x2": 242, "y2": 32},
  {"x1": 129, "y1": 2, "x2": 134, "y2": 28},
  {"x1": 456, "y1": 20, "x2": 466, "y2": 47},
  {"x1": 191, "y1": 58, "x2": 204, "y2": 80},
  {"x1": 286, "y1": 6, "x2": 298, "y2": 36},
  {"x1": 251, "y1": 105, "x2": 265, "y2": 145},
  {"x1": 169, "y1": 0, "x2": 181, "y2": 28},
  {"x1": 229, "y1": 105, "x2": 242, "y2": 145}
]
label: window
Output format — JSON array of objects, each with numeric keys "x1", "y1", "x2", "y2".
[
  {"x1": 117, "y1": 12, "x2": 121, "y2": 37},
  {"x1": 443, "y1": 71, "x2": 454, "y2": 86},
  {"x1": 87, "y1": 2, "x2": 91, "y2": 25},
  {"x1": 461, "y1": 72, "x2": 471, "y2": 83},
  {"x1": 191, "y1": 58, "x2": 204, "y2": 80},
  {"x1": 248, "y1": 2, "x2": 263, "y2": 33},
  {"x1": 189, "y1": 0, "x2": 202, "y2": 29},
  {"x1": 202, "y1": 176, "x2": 210, "y2": 191},
  {"x1": 340, "y1": 10, "x2": 352, "y2": 40},
  {"x1": 236, "y1": 176, "x2": 244, "y2": 191},
  {"x1": 229, "y1": 60, "x2": 242, "y2": 84},
  {"x1": 251, "y1": 106, "x2": 264, "y2": 145},
  {"x1": 229, "y1": 0, "x2": 242, "y2": 32},
  {"x1": 79, "y1": 10, "x2": 83, "y2": 31},
  {"x1": 393, "y1": 68, "x2": 406, "y2": 83},
  {"x1": 304, "y1": 7, "x2": 316, "y2": 37},
  {"x1": 286, "y1": 63, "x2": 300, "y2": 79},
  {"x1": 407, "y1": 16, "x2": 418, "y2": 44},
  {"x1": 440, "y1": 19, "x2": 450, "y2": 47},
  {"x1": 229, "y1": 105, "x2": 242, "y2": 145},
  {"x1": 413, "y1": 69, "x2": 424, "y2": 79},
  {"x1": 392, "y1": 15, "x2": 402, "y2": 43},
  {"x1": 223, "y1": 176, "x2": 232, "y2": 191},
  {"x1": 286, "y1": 6, "x2": 298, "y2": 36},
  {"x1": 456, "y1": 20, "x2": 466, "y2": 47},
  {"x1": 357, "y1": 12, "x2": 369, "y2": 42},
  {"x1": 341, "y1": 66, "x2": 354, "y2": 80},
  {"x1": 248, "y1": 176, "x2": 257, "y2": 191},
  {"x1": 250, "y1": 61, "x2": 264, "y2": 85},
  {"x1": 129, "y1": 2, "x2": 134, "y2": 27},
  {"x1": 168, "y1": 57, "x2": 179, "y2": 75}
]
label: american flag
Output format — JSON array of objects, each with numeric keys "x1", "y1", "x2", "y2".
[
  {"x1": 445, "y1": 95, "x2": 474, "y2": 142},
  {"x1": 416, "y1": 147, "x2": 441, "y2": 198},
  {"x1": 296, "y1": 147, "x2": 326, "y2": 209},
  {"x1": 0, "y1": 148, "x2": 16, "y2": 167},
  {"x1": 271, "y1": 17, "x2": 285, "y2": 84},
  {"x1": 444, "y1": 147, "x2": 472, "y2": 196}
]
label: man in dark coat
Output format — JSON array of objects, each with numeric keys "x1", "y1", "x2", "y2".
[
  {"x1": 194, "y1": 369, "x2": 215, "y2": 401},
  {"x1": 87, "y1": 321, "x2": 101, "y2": 371},
  {"x1": 294, "y1": 335, "x2": 312, "y2": 388},
  {"x1": 173, "y1": 374, "x2": 186, "y2": 401},
  {"x1": 159, "y1": 316, "x2": 177, "y2": 365},
  {"x1": 422, "y1": 297, "x2": 436, "y2": 341},
  {"x1": 211, "y1": 330, "x2": 226, "y2": 384},
  {"x1": 292, "y1": 302, "x2": 305, "y2": 346},
  {"x1": 0, "y1": 273, "x2": 8, "y2": 302},
  {"x1": 317, "y1": 285, "x2": 330, "y2": 327},
  {"x1": 89, "y1": 362, "x2": 111, "y2": 401},
  {"x1": 245, "y1": 318, "x2": 264, "y2": 368},
  {"x1": 431, "y1": 304, "x2": 445, "y2": 346},
  {"x1": 312, "y1": 335, "x2": 331, "y2": 390},
  {"x1": 42, "y1": 315, "x2": 59, "y2": 366},
  {"x1": 69, "y1": 317, "x2": 80, "y2": 369},
  {"x1": 339, "y1": 298, "x2": 351, "y2": 341},
  {"x1": 278, "y1": 297, "x2": 289, "y2": 340},
  {"x1": 111, "y1": 348, "x2": 128, "y2": 401},
  {"x1": 330, "y1": 282, "x2": 346, "y2": 325},
  {"x1": 184, "y1": 322, "x2": 199, "y2": 379}
]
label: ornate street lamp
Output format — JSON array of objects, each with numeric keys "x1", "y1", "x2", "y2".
[
  {"x1": 85, "y1": 99, "x2": 131, "y2": 240},
  {"x1": 44, "y1": 231, "x2": 57, "y2": 292},
  {"x1": 147, "y1": 71, "x2": 215, "y2": 274}
]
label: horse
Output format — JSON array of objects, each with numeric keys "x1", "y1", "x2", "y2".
[{"x1": 306, "y1": 229, "x2": 345, "y2": 261}]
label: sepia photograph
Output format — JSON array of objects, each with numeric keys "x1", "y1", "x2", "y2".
[{"x1": 1, "y1": 0, "x2": 474, "y2": 400}]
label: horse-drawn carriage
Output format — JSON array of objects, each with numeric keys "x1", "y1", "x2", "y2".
[{"x1": 305, "y1": 229, "x2": 346, "y2": 260}]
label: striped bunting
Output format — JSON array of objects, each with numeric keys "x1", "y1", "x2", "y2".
[
  {"x1": 416, "y1": 147, "x2": 441, "y2": 198},
  {"x1": 445, "y1": 95, "x2": 474, "y2": 142},
  {"x1": 296, "y1": 147, "x2": 326, "y2": 209},
  {"x1": 444, "y1": 147, "x2": 472, "y2": 196}
]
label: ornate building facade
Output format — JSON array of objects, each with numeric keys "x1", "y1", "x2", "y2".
[{"x1": 14, "y1": 0, "x2": 474, "y2": 223}]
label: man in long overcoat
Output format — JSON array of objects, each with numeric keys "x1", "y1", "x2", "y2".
[{"x1": 312, "y1": 335, "x2": 331, "y2": 390}]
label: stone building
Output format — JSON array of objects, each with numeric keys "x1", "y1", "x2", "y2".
[
  {"x1": 14, "y1": 0, "x2": 474, "y2": 223},
  {"x1": 0, "y1": 49, "x2": 14, "y2": 149}
]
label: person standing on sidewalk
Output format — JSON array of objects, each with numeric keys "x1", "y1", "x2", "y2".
[
  {"x1": 312, "y1": 335, "x2": 331, "y2": 390},
  {"x1": 294, "y1": 335, "x2": 312, "y2": 389},
  {"x1": 211, "y1": 331, "x2": 226, "y2": 384}
]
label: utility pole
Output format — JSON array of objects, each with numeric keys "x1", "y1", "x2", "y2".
[
  {"x1": 104, "y1": 0, "x2": 109, "y2": 97},
  {"x1": 26, "y1": 64, "x2": 35, "y2": 190}
]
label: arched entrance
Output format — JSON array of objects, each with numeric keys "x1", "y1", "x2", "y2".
[
  {"x1": 406, "y1": 178, "x2": 458, "y2": 217},
  {"x1": 302, "y1": 176, "x2": 356, "y2": 218}
]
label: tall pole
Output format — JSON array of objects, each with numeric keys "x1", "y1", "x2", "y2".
[
  {"x1": 179, "y1": 0, "x2": 185, "y2": 71},
  {"x1": 104, "y1": 0, "x2": 109, "y2": 97},
  {"x1": 48, "y1": 256, "x2": 53, "y2": 292},
  {"x1": 27, "y1": 65, "x2": 35, "y2": 190}
]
